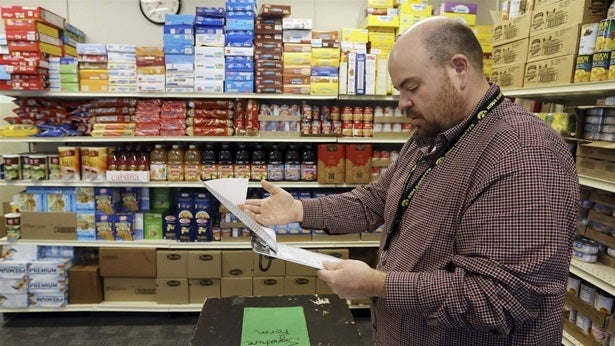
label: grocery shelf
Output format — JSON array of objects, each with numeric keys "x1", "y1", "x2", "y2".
[
  {"x1": 0, "y1": 90, "x2": 337, "y2": 100},
  {"x1": 561, "y1": 330, "x2": 584, "y2": 346},
  {"x1": 0, "y1": 180, "x2": 333, "y2": 189},
  {"x1": 578, "y1": 175, "x2": 615, "y2": 193},
  {"x1": 338, "y1": 95, "x2": 399, "y2": 102},
  {"x1": 569, "y1": 258, "x2": 615, "y2": 296},
  {"x1": 0, "y1": 136, "x2": 338, "y2": 144},
  {"x1": 503, "y1": 81, "x2": 615, "y2": 105},
  {"x1": 0, "y1": 237, "x2": 380, "y2": 249}
]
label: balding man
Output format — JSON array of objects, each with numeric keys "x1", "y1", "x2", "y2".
[{"x1": 242, "y1": 17, "x2": 578, "y2": 345}]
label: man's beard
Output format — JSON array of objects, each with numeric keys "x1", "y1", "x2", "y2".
[{"x1": 412, "y1": 78, "x2": 467, "y2": 140}]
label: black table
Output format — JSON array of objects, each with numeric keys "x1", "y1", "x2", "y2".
[{"x1": 190, "y1": 295, "x2": 368, "y2": 346}]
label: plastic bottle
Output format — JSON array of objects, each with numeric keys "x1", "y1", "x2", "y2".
[
  {"x1": 217, "y1": 143, "x2": 234, "y2": 178},
  {"x1": 300, "y1": 144, "x2": 317, "y2": 181},
  {"x1": 284, "y1": 144, "x2": 300, "y2": 181},
  {"x1": 267, "y1": 144, "x2": 284, "y2": 181},
  {"x1": 201, "y1": 143, "x2": 218, "y2": 180},
  {"x1": 234, "y1": 143, "x2": 251, "y2": 179},
  {"x1": 609, "y1": 1, "x2": 615, "y2": 19},
  {"x1": 250, "y1": 144, "x2": 268, "y2": 181},
  {"x1": 167, "y1": 144, "x2": 185, "y2": 181},
  {"x1": 149, "y1": 144, "x2": 168, "y2": 181},
  {"x1": 184, "y1": 144, "x2": 202, "y2": 181}
]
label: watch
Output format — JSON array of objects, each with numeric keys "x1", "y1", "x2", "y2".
[{"x1": 139, "y1": 0, "x2": 181, "y2": 25}]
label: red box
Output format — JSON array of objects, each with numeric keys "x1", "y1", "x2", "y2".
[
  {"x1": 317, "y1": 144, "x2": 346, "y2": 184},
  {"x1": 345, "y1": 144, "x2": 373, "y2": 184},
  {"x1": 0, "y1": 5, "x2": 65, "y2": 29}
]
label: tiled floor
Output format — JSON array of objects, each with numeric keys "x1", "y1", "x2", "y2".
[{"x1": 0, "y1": 309, "x2": 373, "y2": 346}]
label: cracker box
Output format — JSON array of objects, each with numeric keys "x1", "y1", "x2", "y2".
[
  {"x1": 345, "y1": 144, "x2": 373, "y2": 184},
  {"x1": 317, "y1": 144, "x2": 346, "y2": 184}
]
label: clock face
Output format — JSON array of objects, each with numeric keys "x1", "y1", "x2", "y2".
[{"x1": 139, "y1": 0, "x2": 181, "y2": 25}]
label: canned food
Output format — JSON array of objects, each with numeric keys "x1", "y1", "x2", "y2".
[
  {"x1": 573, "y1": 249, "x2": 598, "y2": 263},
  {"x1": 28, "y1": 154, "x2": 48, "y2": 180},
  {"x1": 20, "y1": 154, "x2": 30, "y2": 180},
  {"x1": 575, "y1": 313, "x2": 591, "y2": 334},
  {"x1": 594, "y1": 291, "x2": 614, "y2": 315},
  {"x1": 580, "y1": 283, "x2": 597, "y2": 304},
  {"x1": 2, "y1": 154, "x2": 21, "y2": 180},
  {"x1": 48, "y1": 154, "x2": 61, "y2": 180},
  {"x1": 573, "y1": 238, "x2": 600, "y2": 254},
  {"x1": 567, "y1": 275, "x2": 581, "y2": 296}
]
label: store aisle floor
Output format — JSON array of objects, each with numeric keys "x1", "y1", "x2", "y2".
[{"x1": 0, "y1": 309, "x2": 373, "y2": 346}]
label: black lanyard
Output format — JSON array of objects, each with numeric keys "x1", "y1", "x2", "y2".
[{"x1": 380, "y1": 89, "x2": 504, "y2": 265}]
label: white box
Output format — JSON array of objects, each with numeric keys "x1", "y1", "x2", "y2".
[
  {"x1": 195, "y1": 46, "x2": 225, "y2": 58},
  {"x1": 28, "y1": 275, "x2": 67, "y2": 293},
  {"x1": 105, "y1": 171, "x2": 150, "y2": 183},
  {"x1": 194, "y1": 80, "x2": 224, "y2": 93},
  {"x1": 0, "y1": 260, "x2": 28, "y2": 279},
  {"x1": 347, "y1": 53, "x2": 356, "y2": 95},
  {"x1": 28, "y1": 259, "x2": 73, "y2": 278},
  {"x1": 1, "y1": 245, "x2": 38, "y2": 261},
  {"x1": 0, "y1": 293, "x2": 28, "y2": 308},
  {"x1": 365, "y1": 53, "x2": 377, "y2": 95},
  {"x1": 376, "y1": 54, "x2": 388, "y2": 95},
  {"x1": 29, "y1": 292, "x2": 68, "y2": 308},
  {"x1": 0, "y1": 277, "x2": 29, "y2": 293}
]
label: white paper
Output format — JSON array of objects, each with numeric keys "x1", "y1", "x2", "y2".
[{"x1": 203, "y1": 178, "x2": 344, "y2": 269}]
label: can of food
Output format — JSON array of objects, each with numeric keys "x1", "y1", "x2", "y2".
[
  {"x1": 573, "y1": 249, "x2": 598, "y2": 263},
  {"x1": 594, "y1": 290, "x2": 614, "y2": 315},
  {"x1": 362, "y1": 121, "x2": 373, "y2": 137},
  {"x1": 402, "y1": 123, "x2": 413, "y2": 132},
  {"x1": 2, "y1": 154, "x2": 21, "y2": 181},
  {"x1": 609, "y1": 51, "x2": 615, "y2": 80},
  {"x1": 48, "y1": 154, "x2": 61, "y2": 180},
  {"x1": 580, "y1": 283, "x2": 597, "y2": 305},
  {"x1": 88, "y1": 147, "x2": 109, "y2": 181},
  {"x1": 579, "y1": 23, "x2": 599, "y2": 55},
  {"x1": 352, "y1": 121, "x2": 363, "y2": 137},
  {"x1": 20, "y1": 154, "x2": 31, "y2": 180},
  {"x1": 57, "y1": 146, "x2": 81, "y2": 181},
  {"x1": 28, "y1": 154, "x2": 48, "y2": 180},
  {"x1": 568, "y1": 308, "x2": 577, "y2": 322},
  {"x1": 79, "y1": 147, "x2": 90, "y2": 180},
  {"x1": 573, "y1": 238, "x2": 600, "y2": 254},
  {"x1": 392, "y1": 123, "x2": 402, "y2": 132},
  {"x1": 574, "y1": 55, "x2": 593, "y2": 83},
  {"x1": 591, "y1": 324, "x2": 607, "y2": 343},
  {"x1": 4, "y1": 212, "x2": 20, "y2": 241},
  {"x1": 591, "y1": 51, "x2": 610, "y2": 82},
  {"x1": 575, "y1": 313, "x2": 592, "y2": 334},
  {"x1": 567, "y1": 275, "x2": 581, "y2": 296}
]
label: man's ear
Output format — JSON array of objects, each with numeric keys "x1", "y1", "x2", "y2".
[{"x1": 450, "y1": 54, "x2": 469, "y2": 89}]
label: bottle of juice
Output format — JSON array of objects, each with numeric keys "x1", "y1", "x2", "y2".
[
  {"x1": 250, "y1": 143, "x2": 267, "y2": 181},
  {"x1": 217, "y1": 143, "x2": 234, "y2": 178},
  {"x1": 150, "y1": 144, "x2": 168, "y2": 181},
  {"x1": 234, "y1": 143, "x2": 251, "y2": 179},
  {"x1": 284, "y1": 144, "x2": 300, "y2": 181},
  {"x1": 184, "y1": 144, "x2": 202, "y2": 181},
  {"x1": 167, "y1": 144, "x2": 185, "y2": 181},
  {"x1": 201, "y1": 143, "x2": 218, "y2": 180},
  {"x1": 267, "y1": 144, "x2": 284, "y2": 181},
  {"x1": 301, "y1": 144, "x2": 317, "y2": 181}
]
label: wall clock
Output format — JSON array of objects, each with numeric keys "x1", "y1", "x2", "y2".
[{"x1": 139, "y1": 0, "x2": 181, "y2": 25}]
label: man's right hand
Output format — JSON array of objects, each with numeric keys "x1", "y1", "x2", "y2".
[{"x1": 239, "y1": 180, "x2": 304, "y2": 226}]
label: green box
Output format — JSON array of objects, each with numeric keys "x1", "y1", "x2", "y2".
[
  {"x1": 150, "y1": 187, "x2": 170, "y2": 212},
  {"x1": 144, "y1": 212, "x2": 163, "y2": 240}
]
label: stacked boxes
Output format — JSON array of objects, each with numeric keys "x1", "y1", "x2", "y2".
[
  {"x1": 224, "y1": 0, "x2": 256, "y2": 93},
  {"x1": 48, "y1": 57, "x2": 79, "y2": 92},
  {"x1": 77, "y1": 43, "x2": 108, "y2": 92},
  {"x1": 398, "y1": 3, "x2": 432, "y2": 34},
  {"x1": 164, "y1": 14, "x2": 195, "y2": 93},
  {"x1": 254, "y1": 4, "x2": 289, "y2": 94},
  {"x1": 310, "y1": 31, "x2": 340, "y2": 96},
  {"x1": 136, "y1": 46, "x2": 165, "y2": 92},
  {"x1": 28, "y1": 257, "x2": 72, "y2": 308},
  {"x1": 61, "y1": 23, "x2": 85, "y2": 58},
  {"x1": 107, "y1": 44, "x2": 137, "y2": 92},
  {"x1": 194, "y1": 7, "x2": 226, "y2": 93},
  {"x1": 282, "y1": 17, "x2": 313, "y2": 95},
  {"x1": 433, "y1": 1, "x2": 478, "y2": 26},
  {"x1": 340, "y1": 28, "x2": 368, "y2": 96}
]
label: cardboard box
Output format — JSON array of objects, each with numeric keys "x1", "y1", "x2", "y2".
[
  {"x1": 317, "y1": 144, "x2": 346, "y2": 184},
  {"x1": 316, "y1": 278, "x2": 335, "y2": 294},
  {"x1": 99, "y1": 248, "x2": 157, "y2": 278},
  {"x1": 577, "y1": 156, "x2": 615, "y2": 181},
  {"x1": 526, "y1": 25, "x2": 581, "y2": 63},
  {"x1": 221, "y1": 277, "x2": 252, "y2": 297},
  {"x1": 491, "y1": 13, "x2": 531, "y2": 46},
  {"x1": 530, "y1": 0, "x2": 607, "y2": 36},
  {"x1": 103, "y1": 277, "x2": 156, "y2": 301},
  {"x1": 490, "y1": 62, "x2": 525, "y2": 89},
  {"x1": 68, "y1": 264, "x2": 103, "y2": 304},
  {"x1": 156, "y1": 250, "x2": 188, "y2": 278},
  {"x1": 253, "y1": 253, "x2": 285, "y2": 277},
  {"x1": 222, "y1": 250, "x2": 253, "y2": 277},
  {"x1": 345, "y1": 144, "x2": 372, "y2": 184},
  {"x1": 317, "y1": 248, "x2": 350, "y2": 260},
  {"x1": 285, "y1": 260, "x2": 317, "y2": 277},
  {"x1": 188, "y1": 250, "x2": 221, "y2": 278},
  {"x1": 189, "y1": 278, "x2": 221, "y2": 303},
  {"x1": 492, "y1": 38, "x2": 529, "y2": 66},
  {"x1": 20, "y1": 212, "x2": 77, "y2": 240},
  {"x1": 253, "y1": 277, "x2": 285, "y2": 296},
  {"x1": 156, "y1": 278, "x2": 189, "y2": 304},
  {"x1": 284, "y1": 276, "x2": 316, "y2": 295},
  {"x1": 523, "y1": 54, "x2": 575, "y2": 87}
]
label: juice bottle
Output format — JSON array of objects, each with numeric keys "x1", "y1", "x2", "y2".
[
  {"x1": 201, "y1": 143, "x2": 218, "y2": 180},
  {"x1": 267, "y1": 144, "x2": 284, "y2": 181},
  {"x1": 301, "y1": 144, "x2": 317, "y2": 181},
  {"x1": 217, "y1": 143, "x2": 234, "y2": 178},
  {"x1": 234, "y1": 143, "x2": 251, "y2": 179},
  {"x1": 184, "y1": 144, "x2": 202, "y2": 181},
  {"x1": 167, "y1": 144, "x2": 185, "y2": 181},
  {"x1": 284, "y1": 144, "x2": 300, "y2": 181},
  {"x1": 149, "y1": 144, "x2": 168, "y2": 181},
  {"x1": 250, "y1": 143, "x2": 267, "y2": 181}
]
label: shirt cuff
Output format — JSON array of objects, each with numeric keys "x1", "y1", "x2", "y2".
[
  {"x1": 386, "y1": 271, "x2": 420, "y2": 314},
  {"x1": 299, "y1": 198, "x2": 326, "y2": 230}
]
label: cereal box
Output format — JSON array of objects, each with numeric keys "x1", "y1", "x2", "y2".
[{"x1": 317, "y1": 144, "x2": 345, "y2": 184}]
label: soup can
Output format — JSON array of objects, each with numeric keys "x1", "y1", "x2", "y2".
[{"x1": 2, "y1": 154, "x2": 21, "y2": 181}]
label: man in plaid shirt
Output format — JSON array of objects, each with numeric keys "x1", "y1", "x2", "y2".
[{"x1": 242, "y1": 17, "x2": 578, "y2": 345}]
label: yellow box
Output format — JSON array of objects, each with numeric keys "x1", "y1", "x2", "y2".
[
  {"x1": 441, "y1": 12, "x2": 476, "y2": 26},
  {"x1": 310, "y1": 82, "x2": 339, "y2": 96},
  {"x1": 360, "y1": 15, "x2": 400, "y2": 28},
  {"x1": 311, "y1": 47, "x2": 340, "y2": 60},
  {"x1": 80, "y1": 79, "x2": 109, "y2": 92},
  {"x1": 367, "y1": 0, "x2": 394, "y2": 8},
  {"x1": 341, "y1": 28, "x2": 369, "y2": 42},
  {"x1": 399, "y1": 3, "x2": 432, "y2": 15},
  {"x1": 472, "y1": 25, "x2": 492, "y2": 37},
  {"x1": 79, "y1": 69, "x2": 109, "y2": 80},
  {"x1": 282, "y1": 52, "x2": 311, "y2": 65},
  {"x1": 310, "y1": 58, "x2": 340, "y2": 67}
]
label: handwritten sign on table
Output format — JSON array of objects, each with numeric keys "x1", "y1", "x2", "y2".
[{"x1": 240, "y1": 306, "x2": 311, "y2": 346}]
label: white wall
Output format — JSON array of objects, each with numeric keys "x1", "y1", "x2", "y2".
[{"x1": 0, "y1": 0, "x2": 498, "y2": 45}]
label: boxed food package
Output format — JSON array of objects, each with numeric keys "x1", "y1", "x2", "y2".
[
  {"x1": 523, "y1": 55, "x2": 575, "y2": 87},
  {"x1": 317, "y1": 144, "x2": 346, "y2": 184},
  {"x1": 345, "y1": 144, "x2": 373, "y2": 184}
]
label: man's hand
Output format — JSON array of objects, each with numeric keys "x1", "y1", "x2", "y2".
[
  {"x1": 239, "y1": 180, "x2": 304, "y2": 226},
  {"x1": 317, "y1": 260, "x2": 386, "y2": 299}
]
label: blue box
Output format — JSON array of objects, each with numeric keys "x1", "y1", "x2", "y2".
[
  {"x1": 225, "y1": 71, "x2": 253, "y2": 81},
  {"x1": 163, "y1": 34, "x2": 194, "y2": 45},
  {"x1": 196, "y1": 7, "x2": 225, "y2": 17},
  {"x1": 224, "y1": 80, "x2": 253, "y2": 93},
  {"x1": 95, "y1": 213, "x2": 116, "y2": 241},
  {"x1": 226, "y1": 0, "x2": 257, "y2": 12},
  {"x1": 76, "y1": 43, "x2": 106, "y2": 55},
  {"x1": 164, "y1": 24, "x2": 193, "y2": 35},
  {"x1": 226, "y1": 11, "x2": 255, "y2": 19},
  {"x1": 194, "y1": 16, "x2": 225, "y2": 26},
  {"x1": 225, "y1": 59, "x2": 254, "y2": 71},
  {"x1": 165, "y1": 14, "x2": 194, "y2": 25},
  {"x1": 226, "y1": 19, "x2": 254, "y2": 31},
  {"x1": 164, "y1": 44, "x2": 194, "y2": 55},
  {"x1": 165, "y1": 54, "x2": 194, "y2": 64},
  {"x1": 311, "y1": 66, "x2": 339, "y2": 76},
  {"x1": 195, "y1": 25, "x2": 225, "y2": 34},
  {"x1": 225, "y1": 35, "x2": 254, "y2": 47}
]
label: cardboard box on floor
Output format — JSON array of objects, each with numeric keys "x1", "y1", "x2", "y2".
[{"x1": 68, "y1": 264, "x2": 103, "y2": 304}]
